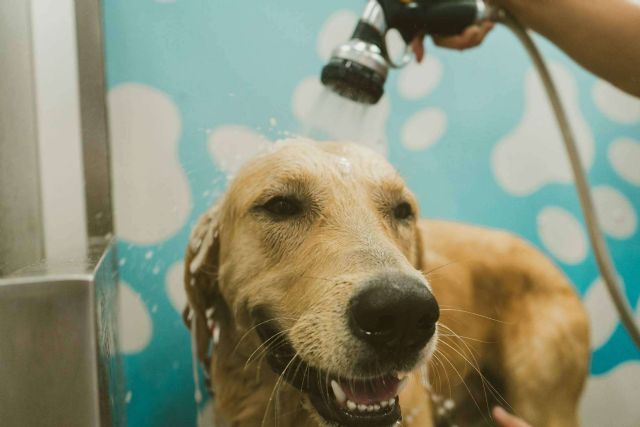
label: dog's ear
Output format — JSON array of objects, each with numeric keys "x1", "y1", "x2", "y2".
[{"x1": 183, "y1": 203, "x2": 221, "y2": 365}]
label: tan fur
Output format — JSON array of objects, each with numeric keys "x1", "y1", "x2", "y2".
[{"x1": 183, "y1": 140, "x2": 589, "y2": 427}]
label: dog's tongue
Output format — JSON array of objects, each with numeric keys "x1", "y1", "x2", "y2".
[{"x1": 338, "y1": 376, "x2": 400, "y2": 405}]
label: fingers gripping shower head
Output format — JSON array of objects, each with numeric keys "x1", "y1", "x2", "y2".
[{"x1": 321, "y1": 0, "x2": 493, "y2": 104}]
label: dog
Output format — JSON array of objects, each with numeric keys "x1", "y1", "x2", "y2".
[{"x1": 183, "y1": 139, "x2": 589, "y2": 427}]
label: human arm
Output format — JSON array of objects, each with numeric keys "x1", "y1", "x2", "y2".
[
  {"x1": 495, "y1": 0, "x2": 640, "y2": 96},
  {"x1": 418, "y1": 0, "x2": 640, "y2": 96}
]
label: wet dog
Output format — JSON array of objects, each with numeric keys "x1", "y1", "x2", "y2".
[{"x1": 183, "y1": 140, "x2": 589, "y2": 427}]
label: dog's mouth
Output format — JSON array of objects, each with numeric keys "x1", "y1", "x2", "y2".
[
  {"x1": 254, "y1": 310, "x2": 404, "y2": 427},
  {"x1": 324, "y1": 374, "x2": 405, "y2": 425}
]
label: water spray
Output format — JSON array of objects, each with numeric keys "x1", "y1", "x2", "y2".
[{"x1": 320, "y1": 0, "x2": 640, "y2": 349}]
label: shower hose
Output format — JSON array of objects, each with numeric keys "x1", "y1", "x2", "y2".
[{"x1": 497, "y1": 10, "x2": 640, "y2": 350}]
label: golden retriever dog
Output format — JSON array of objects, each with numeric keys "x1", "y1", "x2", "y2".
[{"x1": 183, "y1": 139, "x2": 589, "y2": 427}]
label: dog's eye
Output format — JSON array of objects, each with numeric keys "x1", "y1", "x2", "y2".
[
  {"x1": 262, "y1": 196, "x2": 303, "y2": 217},
  {"x1": 393, "y1": 202, "x2": 413, "y2": 220}
]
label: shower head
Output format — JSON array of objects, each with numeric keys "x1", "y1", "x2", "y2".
[
  {"x1": 320, "y1": 0, "x2": 494, "y2": 104},
  {"x1": 321, "y1": 61, "x2": 384, "y2": 105}
]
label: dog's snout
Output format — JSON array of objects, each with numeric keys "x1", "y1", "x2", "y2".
[{"x1": 348, "y1": 274, "x2": 439, "y2": 351}]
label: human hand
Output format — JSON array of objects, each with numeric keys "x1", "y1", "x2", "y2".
[
  {"x1": 492, "y1": 406, "x2": 533, "y2": 427},
  {"x1": 410, "y1": 21, "x2": 495, "y2": 62}
]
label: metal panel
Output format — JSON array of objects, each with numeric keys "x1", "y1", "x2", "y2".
[
  {"x1": 0, "y1": 0, "x2": 45, "y2": 275},
  {"x1": 0, "y1": 240, "x2": 124, "y2": 427},
  {"x1": 74, "y1": 0, "x2": 114, "y2": 241},
  {"x1": 0, "y1": 278, "x2": 98, "y2": 427}
]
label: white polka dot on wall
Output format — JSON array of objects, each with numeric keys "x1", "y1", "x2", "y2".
[
  {"x1": 592, "y1": 186, "x2": 637, "y2": 239},
  {"x1": 584, "y1": 276, "x2": 622, "y2": 349},
  {"x1": 166, "y1": 261, "x2": 187, "y2": 313},
  {"x1": 492, "y1": 63, "x2": 594, "y2": 196},
  {"x1": 118, "y1": 281, "x2": 152, "y2": 354},
  {"x1": 537, "y1": 206, "x2": 588, "y2": 265},
  {"x1": 593, "y1": 80, "x2": 640, "y2": 124},
  {"x1": 401, "y1": 108, "x2": 447, "y2": 151},
  {"x1": 207, "y1": 125, "x2": 271, "y2": 176},
  {"x1": 385, "y1": 29, "x2": 407, "y2": 62},
  {"x1": 580, "y1": 362, "x2": 640, "y2": 427},
  {"x1": 316, "y1": 10, "x2": 358, "y2": 61},
  {"x1": 397, "y1": 56, "x2": 443, "y2": 100},
  {"x1": 609, "y1": 138, "x2": 640, "y2": 186},
  {"x1": 108, "y1": 83, "x2": 191, "y2": 244}
]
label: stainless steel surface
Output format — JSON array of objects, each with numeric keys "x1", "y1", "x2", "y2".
[
  {"x1": 0, "y1": 240, "x2": 124, "y2": 427},
  {"x1": 330, "y1": 40, "x2": 389, "y2": 78},
  {"x1": 0, "y1": 0, "x2": 45, "y2": 275},
  {"x1": 74, "y1": 0, "x2": 114, "y2": 241},
  {"x1": 0, "y1": 0, "x2": 122, "y2": 423},
  {"x1": 361, "y1": 0, "x2": 387, "y2": 33}
]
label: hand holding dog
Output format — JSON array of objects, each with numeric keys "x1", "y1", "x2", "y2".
[{"x1": 493, "y1": 406, "x2": 533, "y2": 427}]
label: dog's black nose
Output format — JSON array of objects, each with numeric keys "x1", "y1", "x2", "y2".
[{"x1": 348, "y1": 273, "x2": 439, "y2": 351}]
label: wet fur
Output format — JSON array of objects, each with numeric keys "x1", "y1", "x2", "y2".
[{"x1": 183, "y1": 140, "x2": 589, "y2": 427}]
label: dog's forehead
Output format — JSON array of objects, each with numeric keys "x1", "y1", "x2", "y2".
[
  {"x1": 222, "y1": 140, "x2": 407, "y2": 213},
  {"x1": 244, "y1": 140, "x2": 398, "y2": 181}
]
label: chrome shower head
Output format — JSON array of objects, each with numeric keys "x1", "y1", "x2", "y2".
[{"x1": 320, "y1": 0, "x2": 493, "y2": 104}]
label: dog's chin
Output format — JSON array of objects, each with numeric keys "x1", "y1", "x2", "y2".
[{"x1": 253, "y1": 311, "x2": 434, "y2": 427}]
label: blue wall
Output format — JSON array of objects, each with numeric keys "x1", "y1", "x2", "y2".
[{"x1": 102, "y1": 1, "x2": 640, "y2": 426}]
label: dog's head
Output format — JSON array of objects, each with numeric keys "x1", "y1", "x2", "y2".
[{"x1": 184, "y1": 140, "x2": 439, "y2": 427}]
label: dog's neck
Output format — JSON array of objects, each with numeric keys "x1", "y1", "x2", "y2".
[{"x1": 210, "y1": 325, "x2": 315, "y2": 427}]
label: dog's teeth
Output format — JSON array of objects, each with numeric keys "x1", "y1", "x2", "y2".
[
  {"x1": 330, "y1": 380, "x2": 346, "y2": 404},
  {"x1": 373, "y1": 404, "x2": 381, "y2": 411},
  {"x1": 381, "y1": 400, "x2": 388, "y2": 408},
  {"x1": 367, "y1": 405, "x2": 375, "y2": 412},
  {"x1": 398, "y1": 376, "x2": 409, "y2": 393},
  {"x1": 347, "y1": 400, "x2": 357, "y2": 411},
  {"x1": 357, "y1": 404, "x2": 367, "y2": 412},
  {"x1": 388, "y1": 398, "x2": 396, "y2": 406}
]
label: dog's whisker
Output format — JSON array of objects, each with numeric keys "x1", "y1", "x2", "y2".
[
  {"x1": 438, "y1": 349, "x2": 493, "y2": 425},
  {"x1": 262, "y1": 352, "x2": 298, "y2": 427},
  {"x1": 422, "y1": 260, "x2": 465, "y2": 277},
  {"x1": 440, "y1": 336, "x2": 496, "y2": 418},
  {"x1": 438, "y1": 323, "x2": 499, "y2": 412},
  {"x1": 438, "y1": 331, "x2": 493, "y2": 416},
  {"x1": 438, "y1": 324, "x2": 482, "y2": 358},
  {"x1": 438, "y1": 337, "x2": 513, "y2": 416},
  {"x1": 244, "y1": 331, "x2": 287, "y2": 369},
  {"x1": 438, "y1": 333, "x2": 496, "y2": 344},
  {"x1": 322, "y1": 368, "x2": 332, "y2": 413},
  {"x1": 431, "y1": 351, "x2": 453, "y2": 400},
  {"x1": 439, "y1": 307, "x2": 511, "y2": 324},
  {"x1": 246, "y1": 338, "x2": 294, "y2": 371},
  {"x1": 233, "y1": 317, "x2": 299, "y2": 355},
  {"x1": 244, "y1": 328, "x2": 294, "y2": 369},
  {"x1": 429, "y1": 355, "x2": 444, "y2": 396}
]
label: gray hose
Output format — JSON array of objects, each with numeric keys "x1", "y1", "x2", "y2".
[{"x1": 496, "y1": 10, "x2": 640, "y2": 349}]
